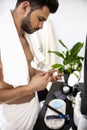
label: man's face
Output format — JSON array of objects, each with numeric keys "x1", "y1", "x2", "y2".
[{"x1": 21, "y1": 6, "x2": 50, "y2": 34}]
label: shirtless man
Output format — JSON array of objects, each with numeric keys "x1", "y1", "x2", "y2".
[{"x1": 0, "y1": 0, "x2": 61, "y2": 129}]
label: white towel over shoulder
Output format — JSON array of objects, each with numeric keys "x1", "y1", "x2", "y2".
[{"x1": 0, "y1": 10, "x2": 29, "y2": 87}]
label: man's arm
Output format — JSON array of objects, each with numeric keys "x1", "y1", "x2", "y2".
[
  {"x1": 32, "y1": 67, "x2": 63, "y2": 81},
  {"x1": 0, "y1": 59, "x2": 62, "y2": 104},
  {"x1": 0, "y1": 83, "x2": 31, "y2": 104},
  {"x1": 0, "y1": 63, "x2": 50, "y2": 104}
]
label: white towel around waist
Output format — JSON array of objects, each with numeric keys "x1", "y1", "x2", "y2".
[{"x1": 0, "y1": 93, "x2": 40, "y2": 130}]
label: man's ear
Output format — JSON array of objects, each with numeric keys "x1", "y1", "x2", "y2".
[{"x1": 21, "y1": 1, "x2": 31, "y2": 15}]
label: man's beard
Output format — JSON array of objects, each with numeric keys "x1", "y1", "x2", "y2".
[{"x1": 21, "y1": 13, "x2": 35, "y2": 34}]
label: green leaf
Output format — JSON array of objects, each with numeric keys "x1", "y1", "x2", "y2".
[
  {"x1": 58, "y1": 39, "x2": 68, "y2": 49},
  {"x1": 70, "y1": 42, "x2": 84, "y2": 57},
  {"x1": 51, "y1": 63, "x2": 63, "y2": 68},
  {"x1": 64, "y1": 53, "x2": 84, "y2": 65},
  {"x1": 64, "y1": 67, "x2": 74, "y2": 74},
  {"x1": 77, "y1": 56, "x2": 84, "y2": 61},
  {"x1": 59, "y1": 67, "x2": 65, "y2": 73},
  {"x1": 76, "y1": 62, "x2": 82, "y2": 72},
  {"x1": 48, "y1": 50, "x2": 64, "y2": 59},
  {"x1": 63, "y1": 55, "x2": 74, "y2": 65},
  {"x1": 66, "y1": 50, "x2": 70, "y2": 57},
  {"x1": 51, "y1": 64, "x2": 65, "y2": 73}
]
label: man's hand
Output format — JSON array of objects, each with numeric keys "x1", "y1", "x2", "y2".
[
  {"x1": 29, "y1": 69, "x2": 63, "y2": 93},
  {"x1": 29, "y1": 72, "x2": 50, "y2": 91},
  {"x1": 48, "y1": 69, "x2": 63, "y2": 82}
]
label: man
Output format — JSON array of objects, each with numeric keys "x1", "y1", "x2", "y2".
[{"x1": 0, "y1": 0, "x2": 61, "y2": 130}]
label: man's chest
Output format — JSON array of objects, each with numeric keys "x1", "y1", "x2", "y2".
[{"x1": 19, "y1": 35, "x2": 33, "y2": 63}]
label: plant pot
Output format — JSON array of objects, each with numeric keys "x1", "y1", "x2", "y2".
[
  {"x1": 64, "y1": 73, "x2": 73, "y2": 93},
  {"x1": 64, "y1": 73, "x2": 69, "y2": 85}
]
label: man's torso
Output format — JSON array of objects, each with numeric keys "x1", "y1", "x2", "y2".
[{"x1": 0, "y1": 35, "x2": 35, "y2": 104}]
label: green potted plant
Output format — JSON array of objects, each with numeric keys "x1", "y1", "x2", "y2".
[{"x1": 48, "y1": 39, "x2": 84, "y2": 86}]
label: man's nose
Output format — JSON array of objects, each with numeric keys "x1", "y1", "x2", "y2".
[{"x1": 39, "y1": 22, "x2": 44, "y2": 29}]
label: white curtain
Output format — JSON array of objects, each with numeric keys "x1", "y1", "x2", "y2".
[{"x1": 30, "y1": 19, "x2": 58, "y2": 71}]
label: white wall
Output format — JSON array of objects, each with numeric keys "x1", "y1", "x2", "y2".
[
  {"x1": 0, "y1": 0, "x2": 87, "y2": 82},
  {"x1": 0, "y1": 0, "x2": 17, "y2": 13}
]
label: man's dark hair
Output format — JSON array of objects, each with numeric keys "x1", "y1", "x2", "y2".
[{"x1": 16, "y1": 0, "x2": 59, "y2": 13}]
